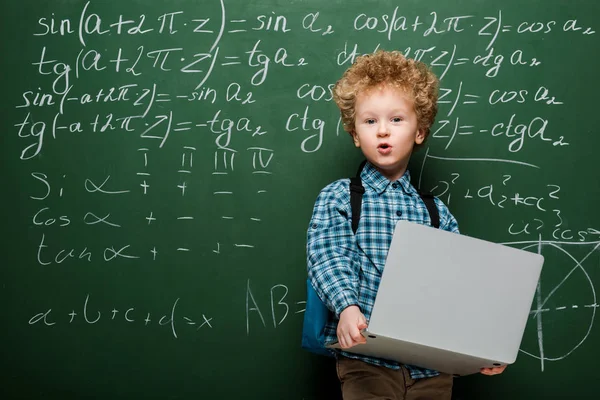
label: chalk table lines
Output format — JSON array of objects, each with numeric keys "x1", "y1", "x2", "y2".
[{"x1": 503, "y1": 238, "x2": 600, "y2": 371}]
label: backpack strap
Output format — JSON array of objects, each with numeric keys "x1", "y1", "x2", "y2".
[
  {"x1": 418, "y1": 192, "x2": 440, "y2": 229},
  {"x1": 350, "y1": 160, "x2": 367, "y2": 234}
]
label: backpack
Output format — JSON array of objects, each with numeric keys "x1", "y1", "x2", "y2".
[{"x1": 301, "y1": 161, "x2": 440, "y2": 357}]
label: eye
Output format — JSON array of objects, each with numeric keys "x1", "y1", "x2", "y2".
[
  {"x1": 365, "y1": 118, "x2": 376, "y2": 125},
  {"x1": 391, "y1": 117, "x2": 403, "y2": 123}
]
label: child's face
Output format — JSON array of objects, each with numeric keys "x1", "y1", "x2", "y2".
[{"x1": 353, "y1": 85, "x2": 424, "y2": 181}]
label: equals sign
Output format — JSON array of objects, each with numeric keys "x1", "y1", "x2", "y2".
[
  {"x1": 222, "y1": 56, "x2": 241, "y2": 66},
  {"x1": 458, "y1": 125, "x2": 474, "y2": 135},
  {"x1": 228, "y1": 20, "x2": 247, "y2": 33},
  {"x1": 174, "y1": 122, "x2": 192, "y2": 132},
  {"x1": 462, "y1": 94, "x2": 479, "y2": 104},
  {"x1": 453, "y1": 58, "x2": 470, "y2": 66}
]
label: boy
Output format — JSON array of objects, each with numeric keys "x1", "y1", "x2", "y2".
[{"x1": 306, "y1": 50, "x2": 506, "y2": 400}]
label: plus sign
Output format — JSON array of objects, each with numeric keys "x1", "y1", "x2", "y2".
[
  {"x1": 178, "y1": 181, "x2": 187, "y2": 196},
  {"x1": 150, "y1": 247, "x2": 158, "y2": 260},
  {"x1": 141, "y1": 180, "x2": 150, "y2": 194},
  {"x1": 511, "y1": 193, "x2": 524, "y2": 205},
  {"x1": 146, "y1": 212, "x2": 156, "y2": 225}
]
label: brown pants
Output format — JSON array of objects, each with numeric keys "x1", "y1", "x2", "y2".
[{"x1": 336, "y1": 357, "x2": 453, "y2": 400}]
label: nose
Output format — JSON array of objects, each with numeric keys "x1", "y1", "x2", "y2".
[{"x1": 377, "y1": 121, "x2": 389, "y2": 137}]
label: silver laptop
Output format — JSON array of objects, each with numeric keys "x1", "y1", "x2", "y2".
[{"x1": 328, "y1": 220, "x2": 544, "y2": 376}]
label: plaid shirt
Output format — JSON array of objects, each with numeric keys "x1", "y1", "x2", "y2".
[{"x1": 306, "y1": 162, "x2": 460, "y2": 379}]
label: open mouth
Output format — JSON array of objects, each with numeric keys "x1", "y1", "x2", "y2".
[{"x1": 377, "y1": 143, "x2": 392, "y2": 154}]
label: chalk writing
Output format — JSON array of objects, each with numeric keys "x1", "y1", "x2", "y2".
[{"x1": 6, "y1": 3, "x2": 599, "y2": 394}]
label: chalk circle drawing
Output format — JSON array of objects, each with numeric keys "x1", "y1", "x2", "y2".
[{"x1": 515, "y1": 241, "x2": 600, "y2": 371}]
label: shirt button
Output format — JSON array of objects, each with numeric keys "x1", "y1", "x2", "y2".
[
  {"x1": 396, "y1": 211, "x2": 402, "y2": 217},
  {"x1": 311, "y1": 223, "x2": 318, "y2": 229},
  {"x1": 392, "y1": 183, "x2": 398, "y2": 189}
]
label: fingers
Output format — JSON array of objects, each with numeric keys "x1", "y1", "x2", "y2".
[
  {"x1": 351, "y1": 328, "x2": 366, "y2": 345},
  {"x1": 336, "y1": 327, "x2": 351, "y2": 348},
  {"x1": 480, "y1": 365, "x2": 507, "y2": 375},
  {"x1": 338, "y1": 328, "x2": 365, "y2": 348},
  {"x1": 493, "y1": 365, "x2": 507, "y2": 374},
  {"x1": 340, "y1": 331, "x2": 352, "y2": 349},
  {"x1": 352, "y1": 321, "x2": 367, "y2": 341},
  {"x1": 337, "y1": 324, "x2": 367, "y2": 348},
  {"x1": 337, "y1": 306, "x2": 368, "y2": 349},
  {"x1": 338, "y1": 334, "x2": 348, "y2": 349},
  {"x1": 356, "y1": 316, "x2": 368, "y2": 343}
]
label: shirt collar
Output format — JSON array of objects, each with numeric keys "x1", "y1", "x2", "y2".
[{"x1": 360, "y1": 161, "x2": 416, "y2": 196}]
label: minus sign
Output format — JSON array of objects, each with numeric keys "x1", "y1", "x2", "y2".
[{"x1": 177, "y1": 248, "x2": 191, "y2": 252}]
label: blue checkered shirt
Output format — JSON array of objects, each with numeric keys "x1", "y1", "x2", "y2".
[{"x1": 306, "y1": 162, "x2": 460, "y2": 379}]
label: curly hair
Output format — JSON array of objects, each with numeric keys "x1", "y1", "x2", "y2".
[{"x1": 333, "y1": 50, "x2": 439, "y2": 145}]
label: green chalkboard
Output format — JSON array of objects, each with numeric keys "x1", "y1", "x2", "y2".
[{"x1": 2, "y1": 0, "x2": 599, "y2": 399}]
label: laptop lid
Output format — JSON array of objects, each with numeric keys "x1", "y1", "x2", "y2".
[{"x1": 329, "y1": 220, "x2": 544, "y2": 375}]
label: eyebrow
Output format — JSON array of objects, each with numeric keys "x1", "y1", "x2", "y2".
[{"x1": 356, "y1": 108, "x2": 410, "y2": 116}]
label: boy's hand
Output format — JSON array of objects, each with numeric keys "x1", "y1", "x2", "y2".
[
  {"x1": 337, "y1": 305, "x2": 368, "y2": 349},
  {"x1": 480, "y1": 365, "x2": 507, "y2": 375}
]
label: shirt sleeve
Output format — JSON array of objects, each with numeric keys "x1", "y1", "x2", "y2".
[
  {"x1": 434, "y1": 197, "x2": 460, "y2": 234},
  {"x1": 306, "y1": 180, "x2": 361, "y2": 318}
]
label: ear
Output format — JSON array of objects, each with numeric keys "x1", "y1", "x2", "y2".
[
  {"x1": 415, "y1": 129, "x2": 425, "y2": 145},
  {"x1": 353, "y1": 132, "x2": 361, "y2": 148}
]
